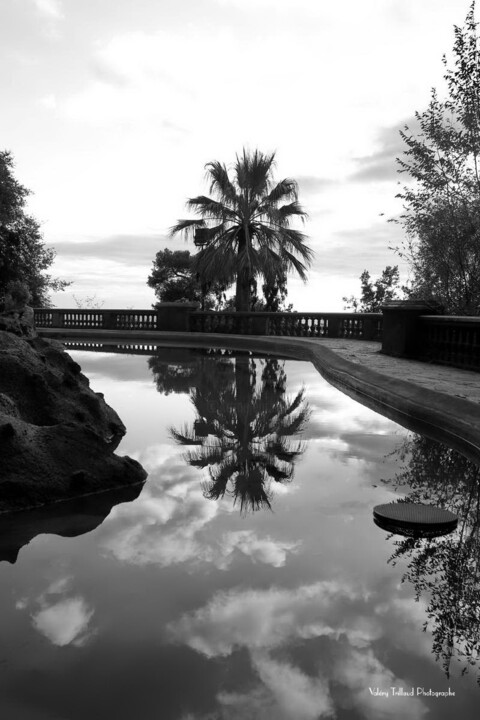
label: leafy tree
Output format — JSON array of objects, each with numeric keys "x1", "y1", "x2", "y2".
[
  {"x1": 170, "y1": 149, "x2": 313, "y2": 311},
  {"x1": 170, "y1": 355, "x2": 310, "y2": 513},
  {"x1": 0, "y1": 150, "x2": 69, "y2": 306},
  {"x1": 343, "y1": 265, "x2": 402, "y2": 312},
  {"x1": 147, "y1": 248, "x2": 227, "y2": 309},
  {"x1": 251, "y1": 264, "x2": 294, "y2": 312},
  {"x1": 148, "y1": 348, "x2": 233, "y2": 395},
  {"x1": 393, "y1": 3, "x2": 480, "y2": 314},
  {"x1": 383, "y1": 434, "x2": 480, "y2": 682}
]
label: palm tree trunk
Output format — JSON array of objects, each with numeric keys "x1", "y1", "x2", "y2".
[
  {"x1": 234, "y1": 355, "x2": 253, "y2": 462},
  {"x1": 235, "y1": 269, "x2": 250, "y2": 311},
  {"x1": 235, "y1": 229, "x2": 251, "y2": 312}
]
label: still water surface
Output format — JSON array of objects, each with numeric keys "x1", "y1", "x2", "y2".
[{"x1": 0, "y1": 347, "x2": 479, "y2": 719}]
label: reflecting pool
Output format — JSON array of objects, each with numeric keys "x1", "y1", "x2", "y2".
[{"x1": 1, "y1": 347, "x2": 479, "y2": 719}]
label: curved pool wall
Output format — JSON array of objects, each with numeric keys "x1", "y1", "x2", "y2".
[{"x1": 40, "y1": 328, "x2": 480, "y2": 466}]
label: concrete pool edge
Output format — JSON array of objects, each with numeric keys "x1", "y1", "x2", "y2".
[{"x1": 40, "y1": 328, "x2": 480, "y2": 464}]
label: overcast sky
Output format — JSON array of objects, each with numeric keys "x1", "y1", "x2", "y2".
[{"x1": 0, "y1": 0, "x2": 472, "y2": 309}]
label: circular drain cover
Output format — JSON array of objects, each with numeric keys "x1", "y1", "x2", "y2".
[{"x1": 373, "y1": 502, "x2": 458, "y2": 538}]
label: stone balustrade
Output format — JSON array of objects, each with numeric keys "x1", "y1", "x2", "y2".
[
  {"x1": 34, "y1": 307, "x2": 383, "y2": 340},
  {"x1": 189, "y1": 311, "x2": 383, "y2": 339},
  {"x1": 34, "y1": 304, "x2": 198, "y2": 333},
  {"x1": 419, "y1": 315, "x2": 480, "y2": 370},
  {"x1": 32, "y1": 303, "x2": 480, "y2": 372}
]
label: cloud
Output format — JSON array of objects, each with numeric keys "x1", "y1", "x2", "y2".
[
  {"x1": 17, "y1": 576, "x2": 95, "y2": 647},
  {"x1": 32, "y1": 598, "x2": 95, "y2": 647},
  {"x1": 296, "y1": 176, "x2": 337, "y2": 195},
  {"x1": 303, "y1": 374, "x2": 403, "y2": 444},
  {"x1": 349, "y1": 116, "x2": 420, "y2": 183},
  {"x1": 100, "y1": 467, "x2": 218, "y2": 567},
  {"x1": 60, "y1": 30, "x2": 201, "y2": 127},
  {"x1": 168, "y1": 578, "x2": 430, "y2": 719},
  {"x1": 322, "y1": 222, "x2": 405, "y2": 275},
  {"x1": 333, "y1": 432, "x2": 400, "y2": 463},
  {"x1": 167, "y1": 581, "x2": 376, "y2": 658},
  {"x1": 39, "y1": 94, "x2": 57, "y2": 110},
  {"x1": 68, "y1": 351, "x2": 159, "y2": 384},
  {"x1": 212, "y1": 531, "x2": 300, "y2": 570},
  {"x1": 252, "y1": 652, "x2": 334, "y2": 719},
  {"x1": 99, "y1": 458, "x2": 298, "y2": 570},
  {"x1": 214, "y1": 685, "x2": 279, "y2": 720},
  {"x1": 31, "y1": 0, "x2": 63, "y2": 21},
  {"x1": 51, "y1": 233, "x2": 169, "y2": 266},
  {"x1": 332, "y1": 646, "x2": 427, "y2": 719},
  {"x1": 48, "y1": 233, "x2": 173, "y2": 306}
]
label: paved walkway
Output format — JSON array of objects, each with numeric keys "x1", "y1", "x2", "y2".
[{"x1": 320, "y1": 338, "x2": 480, "y2": 405}]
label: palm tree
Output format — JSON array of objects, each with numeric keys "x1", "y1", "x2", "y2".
[
  {"x1": 170, "y1": 356, "x2": 310, "y2": 513},
  {"x1": 170, "y1": 149, "x2": 313, "y2": 311}
]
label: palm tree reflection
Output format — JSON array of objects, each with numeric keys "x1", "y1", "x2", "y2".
[
  {"x1": 383, "y1": 435, "x2": 480, "y2": 682},
  {"x1": 170, "y1": 355, "x2": 310, "y2": 513}
]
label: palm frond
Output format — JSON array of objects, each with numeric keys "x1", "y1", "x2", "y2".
[
  {"x1": 280, "y1": 390, "x2": 306, "y2": 417},
  {"x1": 279, "y1": 228, "x2": 315, "y2": 261},
  {"x1": 276, "y1": 201, "x2": 308, "y2": 224},
  {"x1": 188, "y1": 446, "x2": 225, "y2": 467},
  {"x1": 265, "y1": 438, "x2": 304, "y2": 462},
  {"x1": 265, "y1": 464, "x2": 294, "y2": 482},
  {"x1": 276, "y1": 410, "x2": 310, "y2": 437},
  {"x1": 186, "y1": 195, "x2": 239, "y2": 221},
  {"x1": 205, "y1": 161, "x2": 239, "y2": 206},
  {"x1": 281, "y1": 250, "x2": 310, "y2": 282},
  {"x1": 235, "y1": 149, "x2": 276, "y2": 198},
  {"x1": 169, "y1": 425, "x2": 202, "y2": 445},
  {"x1": 264, "y1": 178, "x2": 299, "y2": 206},
  {"x1": 233, "y1": 467, "x2": 273, "y2": 513},
  {"x1": 192, "y1": 240, "x2": 238, "y2": 284},
  {"x1": 169, "y1": 218, "x2": 205, "y2": 238},
  {"x1": 254, "y1": 244, "x2": 283, "y2": 276}
]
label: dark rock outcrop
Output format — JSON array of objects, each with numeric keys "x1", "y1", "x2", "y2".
[
  {"x1": 0, "y1": 484, "x2": 144, "y2": 564},
  {"x1": 0, "y1": 328, "x2": 147, "y2": 513}
]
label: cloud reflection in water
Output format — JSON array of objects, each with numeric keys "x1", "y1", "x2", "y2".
[
  {"x1": 99, "y1": 453, "x2": 299, "y2": 570},
  {"x1": 16, "y1": 577, "x2": 95, "y2": 648}
]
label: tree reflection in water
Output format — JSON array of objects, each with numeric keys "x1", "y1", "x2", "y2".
[
  {"x1": 148, "y1": 347, "x2": 206, "y2": 395},
  {"x1": 383, "y1": 435, "x2": 480, "y2": 682},
  {"x1": 168, "y1": 353, "x2": 310, "y2": 513}
]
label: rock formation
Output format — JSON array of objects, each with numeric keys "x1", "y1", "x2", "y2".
[
  {"x1": 0, "y1": 316, "x2": 147, "y2": 513},
  {"x1": 0, "y1": 484, "x2": 144, "y2": 563}
]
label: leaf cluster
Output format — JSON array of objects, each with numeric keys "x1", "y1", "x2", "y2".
[
  {"x1": 343, "y1": 265, "x2": 402, "y2": 312},
  {"x1": 385, "y1": 433, "x2": 480, "y2": 681},
  {"x1": 393, "y1": 3, "x2": 480, "y2": 314},
  {"x1": 0, "y1": 150, "x2": 69, "y2": 306}
]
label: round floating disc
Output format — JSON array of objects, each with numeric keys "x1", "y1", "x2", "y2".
[{"x1": 373, "y1": 502, "x2": 458, "y2": 538}]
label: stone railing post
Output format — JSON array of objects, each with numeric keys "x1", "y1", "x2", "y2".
[
  {"x1": 381, "y1": 300, "x2": 443, "y2": 358},
  {"x1": 251, "y1": 314, "x2": 270, "y2": 335},
  {"x1": 156, "y1": 302, "x2": 200, "y2": 331},
  {"x1": 102, "y1": 311, "x2": 117, "y2": 330},
  {"x1": 361, "y1": 314, "x2": 377, "y2": 340},
  {"x1": 50, "y1": 309, "x2": 63, "y2": 328}
]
